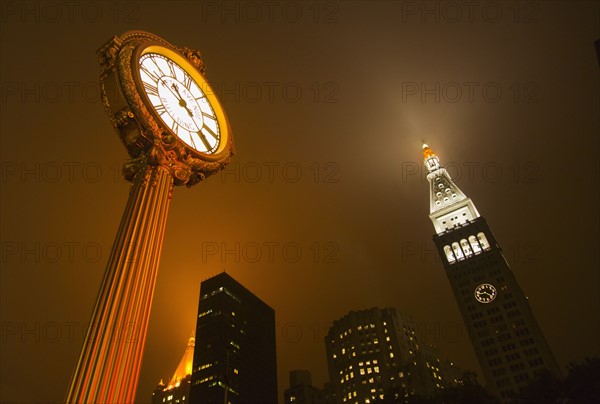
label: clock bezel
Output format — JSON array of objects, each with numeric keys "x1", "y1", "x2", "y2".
[{"x1": 131, "y1": 42, "x2": 232, "y2": 161}]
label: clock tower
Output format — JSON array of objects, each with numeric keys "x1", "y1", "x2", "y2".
[{"x1": 422, "y1": 144, "x2": 560, "y2": 401}]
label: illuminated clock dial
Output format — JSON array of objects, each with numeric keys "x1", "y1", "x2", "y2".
[
  {"x1": 474, "y1": 283, "x2": 497, "y2": 304},
  {"x1": 139, "y1": 53, "x2": 221, "y2": 154}
]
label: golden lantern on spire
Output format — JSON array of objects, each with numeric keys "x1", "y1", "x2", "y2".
[{"x1": 422, "y1": 143, "x2": 435, "y2": 160}]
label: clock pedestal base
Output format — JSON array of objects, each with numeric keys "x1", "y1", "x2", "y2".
[{"x1": 66, "y1": 165, "x2": 173, "y2": 403}]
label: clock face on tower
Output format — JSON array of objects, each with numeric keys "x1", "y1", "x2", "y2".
[
  {"x1": 474, "y1": 283, "x2": 497, "y2": 303},
  {"x1": 135, "y1": 46, "x2": 228, "y2": 156}
]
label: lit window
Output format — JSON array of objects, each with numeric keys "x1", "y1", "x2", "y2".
[
  {"x1": 444, "y1": 245, "x2": 456, "y2": 263},
  {"x1": 461, "y1": 239, "x2": 473, "y2": 257},
  {"x1": 469, "y1": 235, "x2": 482, "y2": 254},
  {"x1": 477, "y1": 232, "x2": 490, "y2": 250}
]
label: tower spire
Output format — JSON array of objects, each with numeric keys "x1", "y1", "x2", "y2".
[
  {"x1": 422, "y1": 143, "x2": 440, "y2": 172},
  {"x1": 422, "y1": 144, "x2": 480, "y2": 233}
]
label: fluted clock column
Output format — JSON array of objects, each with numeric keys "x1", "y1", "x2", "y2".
[
  {"x1": 66, "y1": 164, "x2": 173, "y2": 402},
  {"x1": 65, "y1": 31, "x2": 234, "y2": 404}
]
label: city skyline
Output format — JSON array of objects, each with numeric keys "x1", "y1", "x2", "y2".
[{"x1": 1, "y1": 1, "x2": 598, "y2": 403}]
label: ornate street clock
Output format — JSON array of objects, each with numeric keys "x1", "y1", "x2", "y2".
[
  {"x1": 97, "y1": 31, "x2": 233, "y2": 185},
  {"x1": 66, "y1": 31, "x2": 234, "y2": 403}
]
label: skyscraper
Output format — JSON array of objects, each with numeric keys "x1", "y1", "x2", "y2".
[
  {"x1": 422, "y1": 144, "x2": 560, "y2": 401},
  {"x1": 325, "y1": 307, "x2": 452, "y2": 403},
  {"x1": 151, "y1": 335, "x2": 195, "y2": 404},
  {"x1": 189, "y1": 272, "x2": 277, "y2": 404}
]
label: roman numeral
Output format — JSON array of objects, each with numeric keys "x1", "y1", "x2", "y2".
[
  {"x1": 186, "y1": 131, "x2": 198, "y2": 150},
  {"x1": 140, "y1": 65, "x2": 161, "y2": 83},
  {"x1": 202, "y1": 112, "x2": 216, "y2": 120},
  {"x1": 151, "y1": 57, "x2": 167, "y2": 77},
  {"x1": 183, "y1": 74, "x2": 192, "y2": 90},
  {"x1": 202, "y1": 125, "x2": 220, "y2": 141},
  {"x1": 143, "y1": 82, "x2": 159, "y2": 97},
  {"x1": 154, "y1": 104, "x2": 167, "y2": 115},
  {"x1": 168, "y1": 60, "x2": 177, "y2": 78}
]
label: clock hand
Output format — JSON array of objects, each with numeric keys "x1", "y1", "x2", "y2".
[
  {"x1": 170, "y1": 83, "x2": 195, "y2": 117},
  {"x1": 156, "y1": 79, "x2": 194, "y2": 116}
]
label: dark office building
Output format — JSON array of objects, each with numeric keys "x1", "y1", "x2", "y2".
[
  {"x1": 189, "y1": 272, "x2": 277, "y2": 404},
  {"x1": 422, "y1": 144, "x2": 561, "y2": 401}
]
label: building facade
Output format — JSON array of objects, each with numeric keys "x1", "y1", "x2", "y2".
[
  {"x1": 325, "y1": 307, "x2": 452, "y2": 403},
  {"x1": 189, "y1": 272, "x2": 277, "y2": 404},
  {"x1": 422, "y1": 144, "x2": 560, "y2": 401},
  {"x1": 151, "y1": 335, "x2": 195, "y2": 404}
]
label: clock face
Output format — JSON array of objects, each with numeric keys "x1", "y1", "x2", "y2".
[
  {"x1": 138, "y1": 52, "x2": 221, "y2": 154},
  {"x1": 474, "y1": 283, "x2": 497, "y2": 304}
]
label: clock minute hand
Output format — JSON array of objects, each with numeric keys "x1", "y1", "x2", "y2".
[{"x1": 170, "y1": 83, "x2": 194, "y2": 117}]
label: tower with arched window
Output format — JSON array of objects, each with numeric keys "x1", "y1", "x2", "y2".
[{"x1": 422, "y1": 144, "x2": 560, "y2": 401}]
